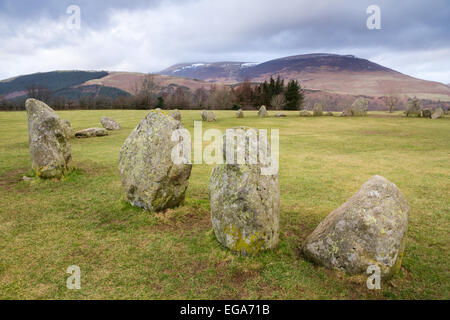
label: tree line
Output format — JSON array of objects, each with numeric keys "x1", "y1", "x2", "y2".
[{"x1": 0, "y1": 75, "x2": 305, "y2": 111}]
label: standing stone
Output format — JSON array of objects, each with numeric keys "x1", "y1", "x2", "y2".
[
  {"x1": 100, "y1": 116, "x2": 121, "y2": 130},
  {"x1": 25, "y1": 98, "x2": 71, "y2": 178},
  {"x1": 201, "y1": 110, "x2": 216, "y2": 122},
  {"x1": 119, "y1": 109, "x2": 192, "y2": 212},
  {"x1": 431, "y1": 107, "x2": 443, "y2": 119},
  {"x1": 258, "y1": 105, "x2": 268, "y2": 117},
  {"x1": 61, "y1": 119, "x2": 74, "y2": 138},
  {"x1": 236, "y1": 109, "x2": 244, "y2": 118},
  {"x1": 75, "y1": 127, "x2": 108, "y2": 138},
  {"x1": 350, "y1": 98, "x2": 368, "y2": 116},
  {"x1": 303, "y1": 175, "x2": 409, "y2": 278},
  {"x1": 209, "y1": 127, "x2": 280, "y2": 255},
  {"x1": 171, "y1": 109, "x2": 181, "y2": 121},
  {"x1": 405, "y1": 98, "x2": 421, "y2": 117},
  {"x1": 313, "y1": 103, "x2": 324, "y2": 116}
]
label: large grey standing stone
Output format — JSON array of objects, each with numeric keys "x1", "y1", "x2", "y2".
[
  {"x1": 75, "y1": 127, "x2": 108, "y2": 138},
  {"x1": 431, "y1": 107, "x2": 443, "y2": 119},
  {"x1": 119, "y1": 109, "x2": 192, "y2": 211},
  {"x1": 100, "y1": 116, "x2": 121, "y2": 130},
  {"x1": 350, "y1": 98, "x2": 368, "y2": 116},
  {"x1": 405, "y1": 98, "x2": 421, "y2": 117},
  {"x1": 303, "y1": 175, "x2": 409, "y2": 278},
  {"x1": 209, "y1": 127, "x2": 280, "y2": 255},
  {"x1": 25, "y1": 98, "x2": 71, "y2": 178},
  {"x1": 258, "y1": 105, "x2": 268, "y2": 117},
  {"x1": 201, "y1": 110, "x2": 216, "y2": 122},
  {"x1": 236, "y1": 109, "x2": 244, "y2": 118},
  {"x1": 171, "y1": 109, "x2": 181, "y2": 121}
]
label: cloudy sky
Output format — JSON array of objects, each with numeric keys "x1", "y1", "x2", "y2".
[{"x1": 0, "y1": 0, "x2": 449, "y2": 83}]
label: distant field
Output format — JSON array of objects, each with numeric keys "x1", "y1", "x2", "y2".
[{"x1": 0, "y1": 110, "x2": 449, "y2": 299}]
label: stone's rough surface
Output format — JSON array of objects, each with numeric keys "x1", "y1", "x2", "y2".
[
  {"x1": 405, "y1": 99, "x2": 421, "y2": 117},
  {"x1": 419, "y1": 109, "x2": 432, "y2": 118},
  {"x1": 303, "y1": 175, "x2": 409, "y2": 278},
  {"x1": 25, "y1": 98, "x2": 71, "y2": 178},
  {"x1": 313, "y1": 103, "x2": 324, "y2": 116},
  {"x1": 100, "y1": 116, "x2": 121, "y2": 130},
  {"x1": 209, "y1": 127, "x2": 280, "y2": 255},
  {"x1": 201, "y1": 110, "x2": 216, "y2": 122},
  {"x1": 431, "y1": 107, "x2": 443, "y2": 119},
  {"x1": 258, "y1": 105, "x2": 268, "y2": 117},
  {"x1": 299, "y1": 110, "x2": 312, "y2": 117},
  {"x1": 75, "y1": 127, "x2": 108, "y2": 138},
  {"x1": 341, "y1": 98, "x2": 368, "y2": 116},
  {"x1": 236, "y1": 109, "x2": 244, "y2": 118},
  {"x1": 119, "y1": 109, "x2": 192, "y2": 212},
  {"x1": 274, "y1": 112, "x2": 287, "y2": 117},
  {"x1": 171, "y1": 109, "x2": 181, "y2": 121},
  {"x1": 61, "y1": 119, "x2": 74, "y2": 138}
]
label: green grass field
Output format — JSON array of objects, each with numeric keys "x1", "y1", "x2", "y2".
[{"x1": 0, "y1": 110, "x2": 449, "y2": 299}]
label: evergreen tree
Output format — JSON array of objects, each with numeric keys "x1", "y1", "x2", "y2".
[{"x1": 284, "y1": 80, "x2": 304, "y2": 110}]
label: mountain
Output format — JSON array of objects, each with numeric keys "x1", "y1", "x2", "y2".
[
  {"x1": 0, "y1": 71, "x2": 218, "y2": 102},
  {"x1": 159, "y1": 53, "x2": 450, "y2": 101}
]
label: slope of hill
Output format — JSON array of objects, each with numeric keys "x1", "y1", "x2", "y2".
[
  {"x1": 159, "y1": 53, "x2": 450, "y2": 101},
  {"x1": 0, "y1": 71, "x2": 110, "y2": 99}
]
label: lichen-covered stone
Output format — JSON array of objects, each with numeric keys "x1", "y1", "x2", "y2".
[
  {"x1": 236, "y1": 109, "x2": 244, "y2": 118},
  {"x1": 258, "y1": 105, "x2": 268, "y2": 117},
  {"x1": 299, "y1": 110, "x2": 312, "y2": 117},
  {"x1": 274, "y1": 112, "x2": 287, "y2": 117},
  {"x1": 171, "y1": 109, "x2": 181, "y2": 121},
  {"x1": 61, "y1": 119, "x2": 74, "y2": 138},
  {"x1": 209, "y1": 127, "x2": 280, "y2": 255},
  {"x1": 431, "y1": 107, "x2": 443, "y2": 119},
  {"x1": 100, "y1": 116, "x2": 121, "y2": 130},
  {"x1": 351, "y1": 98, "x2": 368, "y2": 116},
  {"x1": 201, "y1": 110, "x2": 216, "y2": 122},
  {"x1": 313, "y1": 103, "x2": 324, "y2": 116},
  {"x1": 303, "y1": 175, "x2": 409, "y2": 279},
  {"x1": 119, "y1": 109, "x2": 192, "y2": 212},
  {"x1": 75, "y1": 127, "x2": 108, "y2": 138},
  {"x1": 25, "y1": 98, "x2": 71, "y2": 179},
  {"x1": 419, "y1": 109, "x2": 432, "y2": 118},
  {"x1": 405, "y1": 98, "x2": 421, "y2": 117}
]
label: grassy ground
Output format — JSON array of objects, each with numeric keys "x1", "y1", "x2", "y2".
[{"x1": 0, "y1": 109, "x2": 449, "y2": 300}]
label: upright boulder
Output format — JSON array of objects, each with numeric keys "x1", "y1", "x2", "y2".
[
  {"x1": 25, "y1": 98, "x2": 71, "y2": 178},
  {"x1": 405, "y1": 98, "x2": 421, "y2": 117},
  {"x1": 258, "y1": 105, "x2": 268, "y2": 117},
  {"x1": 171, "y1": 109, "x2": 181, "y2": 121},
  {"x1": 313, "y1": 103, "x2": 324, "y2": 116},
  {"x1": 201, "y1": 110, "x2": 216, "y2": 122},
  {"x1": 100, "y1": 116, "x2": 121, "y2": 130},
  {"x1": 119, "y1": 109, "x2": 192, "y2": 212},
  {"x1": 350, "y1": 98, "x2": 368, "y2": 116},
  {"x1": 209, "y1": 127, "x2": 280, "y2": 255},
  {"x1": 61, "y1": 119, "x2": 74, "y2": 139},
  {"x1": 431, "y1": 107, "x2": 443, "y2": 119},
  {"x1": 236, "y1": 109, "x2": 244, "y2": 118},
  {"x1": 303, "y1": 175, "x2": 409, "y2": 278}
]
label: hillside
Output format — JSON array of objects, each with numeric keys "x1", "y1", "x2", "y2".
[{"x1": 159, "y1": 54, "x2": 450, "y2": 101}]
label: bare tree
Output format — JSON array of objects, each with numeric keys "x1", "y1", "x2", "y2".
[
  {"x1": 26, "y1": 84, "x2": 51, "y2": 103},
  {"x1": 384, "y1": 91, "x2": 399, "y2": 113},
  {"x1": 271, "y1": 94, "x2": 286, "y2": 110}
]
